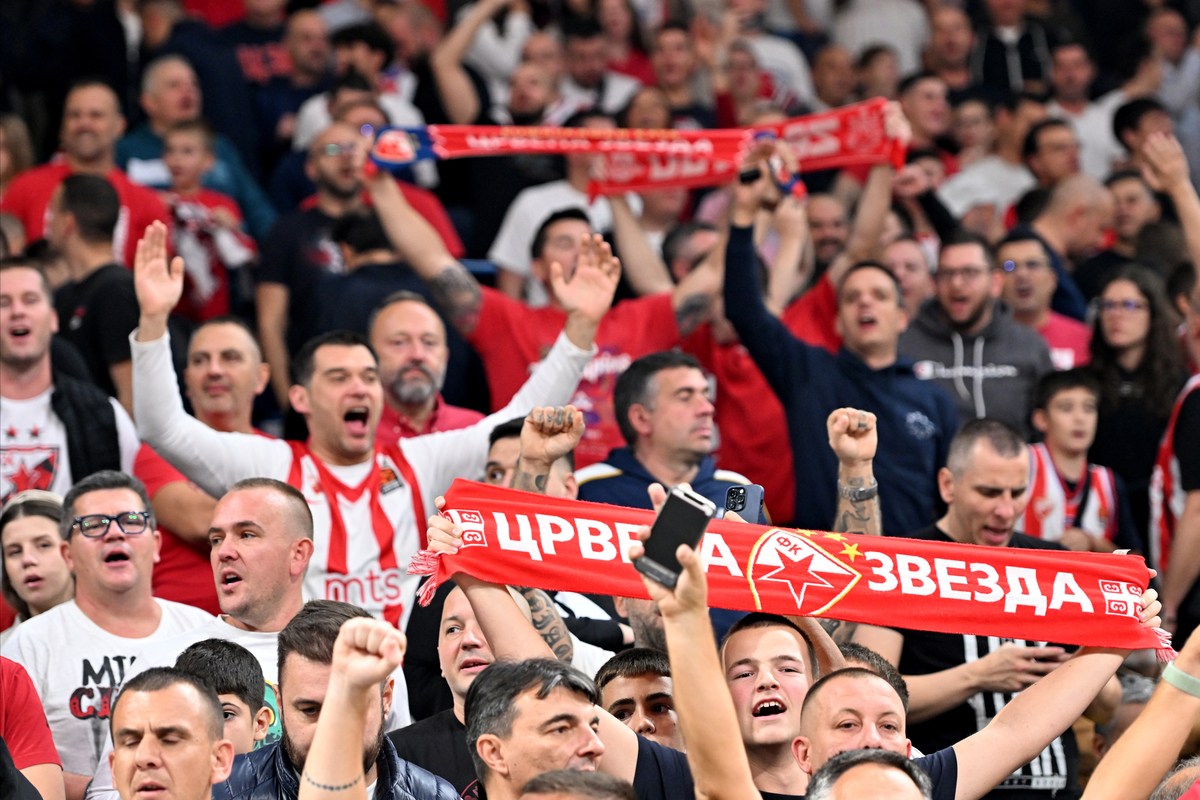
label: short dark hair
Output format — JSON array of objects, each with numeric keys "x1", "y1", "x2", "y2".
[
  {"x1": 330, "y1": 209, "x2": 393, "y2": 255},
  {"x1": 225, "y1": 477, "x2": 314, "y2": 541},
  {"x1": 488, "y1": 417, "x2": 526, "y2": 449},
  {"x1": 1015, "y1": 187, "x2": 1052, "y2": 224},
  {"x1": 531, "y1": 208, "x2": 592, "y2": 261},
  {"x1": 1113, "y1": 98, "x2": 1168, "y2": 150},
  {"x1": 856, "y1": 43, "x2": 897, "y2": 70},
  {"x1": 291, "y1": 330, "x2": 376, "y2": 387},
  {"x1": 594, "y1": 648, "x2": 671, "y2": 692},
  {"x1": 164, "y1": 119, "x2": 216, "y2": 154},
  {"x1": 897, "y1": 70, "x2": 942, "y2": 97},
  {"x1": 800, "y1": 667, "x2": 901, "y2": 724},
  {"x1": 945, "y1": 418, "x2": 1026, "y2": 478},
  {"x1": 367, "y1": 290, "x2": 435, "y2": 335},
  {"x1": 59, "y1": 174, "x2": 120, "y2": 244},
  {"x1": 1022, "y1": 118, "x2": 1073, "y2": 160},
  {"x1": 653, "y1": 20, "x2": 690, "y2": 47},
  {"x1": 0, "y1": 257, "x2": 53, "y2": 300},
  {"x1": 612, "y1": 350, "x2": 704, "y2": 446},
  {"x1": 721, "y1": 613, "x2": 817, "y2": 678},
  {"x1": 836, "y1": 261, "x2": 904, "y2": 305},
  {"x1": 1167, "y1": 259, "x2": 1197, "y2": 304},
  {"x1": 563, "y1": 16, "x2": 605, "y2": 42},
  {"x1": 562, "y1": 110, "x2": 615, "y2": 130},
  {"x1": 995, "y1": 229, "x2": 1050, "y2": 262},
  {"x1": 331, "y1": 23, "x2": 395, "y2": 65},
  {"x1": 521, "y1": 770, "x2": 637, "y2": 800},
  {"x1": 838, "y1": 644, "x2": 909, "y2": 712},
  {"x1": 278, "y1": 600, "x2": 372, "y2": 682},
  {"x1": 175, "y1": 639, "x2": 266, "y2": 712},
  {"x1": 1104, "y1": 169, "x2": 1152, "y2": 191},
  {"x1": 465, "y1": 659, "x2": 599, "y2": 782},
  {"x1": 1034, "y1": 368, "x2": 1101, "y2": 411},
  {"x1": 62, "y1": 470, "x2": 154, "y2": 540},
  {"x1": 1, "y1": 490, "x2": 65, "y2": 617},
  {"x1": 939, "y1": 228, "x2": 996, "y2": 270},
  {"x1": 806, "y1": 749, "x2": 933, "y2": 800},
  {"x1": 111, "y1": 667, "x2": 224, "y2": 741},
  {"x1": 661, "y1": 222, "x2": 717, "y2": 274}
]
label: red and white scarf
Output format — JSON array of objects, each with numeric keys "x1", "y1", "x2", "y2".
[{"x1": 409, "y1": 481, "x2": 1175, "y2": 657}]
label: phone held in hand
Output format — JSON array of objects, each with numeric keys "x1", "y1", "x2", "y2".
[
  {"x1": 718, "y1": 484, "x2": 765, "y2": 522},
  {"x1": 634, "y1": 486, "x2": 716, "y2": 589}
]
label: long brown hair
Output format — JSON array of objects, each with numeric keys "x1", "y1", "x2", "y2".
[
  {"x1": 1, "y1": 491, "x2": 66, "y2": 620},
  {"x1": 1088, "y1": 265, "x2": 1184, "y2": 419}
]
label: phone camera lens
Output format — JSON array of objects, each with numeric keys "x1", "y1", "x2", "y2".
[{"x1": 727, "y1": 488, "x2": 745, "y2": 510}]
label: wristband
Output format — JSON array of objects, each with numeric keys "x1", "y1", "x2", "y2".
[
  {"x1": 837, "y1": 480, "x2": 878, "y2": 502},
  {"x1": 1164, "y1": 662, "x2": 1200, "y2": 698}
]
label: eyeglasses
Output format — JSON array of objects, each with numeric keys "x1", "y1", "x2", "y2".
[
  {"x1": 71, "y1": 511, "x2": 151, "y2": 538},
  {"x1": 1099, "y1": 299, "x2": 1149, "y2": 314},
  {"x1": 319, "y1": 142, "x2": 356, "y2": 157},
  {"x1": 1002, "y1": 259, "x2": 1049, "y2": 272},
  {"x1": 935, "y1": 265, "x2": 991, "y2": 283}
]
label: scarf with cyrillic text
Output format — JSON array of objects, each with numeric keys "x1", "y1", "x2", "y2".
[
  {"x1": 408, "y1": 480, "x2": 1175, "y2": 658},
  {"x1": 370, "y1": 98, "x2": 905, "y2": 196}
]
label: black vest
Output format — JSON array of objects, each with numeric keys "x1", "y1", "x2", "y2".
[{"x1": 49, "y1": 370, "x2": 122, "y2": 482}]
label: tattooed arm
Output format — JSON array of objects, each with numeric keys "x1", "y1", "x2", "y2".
[
  {"x1": 827, "y1": 408, "x2": 882, "y2": 538},
  {"x1": 516, "y1": 586, "x2": 575, "y2": 663},
  {"x1": 366, "y1": 168, "x2": 484, "y2": 335}
]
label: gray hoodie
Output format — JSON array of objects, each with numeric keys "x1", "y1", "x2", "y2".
[{"x1": 899, "y1": 299, "x2": 1054, "y2": 439}]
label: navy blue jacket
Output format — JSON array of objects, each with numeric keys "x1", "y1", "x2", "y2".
[
  {"x1": 576, "y1": 447, "x2": 764, "y2": 522},
  {"x1": 723, "y1": 226, "x2": 959, "y2": 536},
  {"x1": 212, "y1": 737, "x2": 458, "y2": 800}
]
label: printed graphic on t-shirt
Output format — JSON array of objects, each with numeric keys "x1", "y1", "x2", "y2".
[
  {"x1": 566, "y1": 347, "x2": 633, "y2": 466},
  {"x1": 71, "y1": 653, "x2": 138, "y2": 766},
  {"x1": 1, "y1": 444, "x2": 60, "y2": 502}
]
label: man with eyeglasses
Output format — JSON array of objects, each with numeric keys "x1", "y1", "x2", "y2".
[
  {"x1": 1, "y1": 470, "x2": 212, "y2": 800},
  {"x1": 900, "y1": 230, "x2": 1053, "y2": 440},
  {"x1": 998, "y1": 231, "x2": 1092, "y2": 370}
]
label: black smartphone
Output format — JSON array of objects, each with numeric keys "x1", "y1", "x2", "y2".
[
  {"x1": 634, "y1": 486, "x2": 716, "y2": 589},
  {"x1": 739, "y1": 167, "x2": 763, "y2": 184},
  {"x1": 720, "y1": 484, "x2": 765, "y2": 523}
]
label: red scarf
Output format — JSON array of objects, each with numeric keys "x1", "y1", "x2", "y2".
[
  {"x1": 408, "y1": 481, "x2": 1175, "y2": 657},
  {"x1": 371, "y1": 98, "x2": 905, "y2": 197}
]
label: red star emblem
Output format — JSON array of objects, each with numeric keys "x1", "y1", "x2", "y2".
[
  {"x1": 4, "y1": 426, "x2": 16, "y2": 439},
  {"x1": 29, "y1": 426, "x2": 40, "y2": 438},
  {"x1": 9, "y1": 461, "x2": 40, "y2": 493}
]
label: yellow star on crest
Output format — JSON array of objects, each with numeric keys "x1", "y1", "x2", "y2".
[
  {"x1": 823, "y1": 532, "x2": 847, "y2": 541},
  {"x1": 840, "y1": 543, "x2": 862, "y2": 561}
]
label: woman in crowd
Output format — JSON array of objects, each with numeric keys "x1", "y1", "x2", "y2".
[
  {"x1": 1, "y1": 491, "x2": 73, "y2": 647},
  {"x1": 1087, "y1": 266, "x2": 1187, "y2": 550},
  {"x1": 0, "y1": 114, "x2": 35, "y2": 197},
  {"x1": 597, "y1": 0, "x2": 654, "y2": 84}
]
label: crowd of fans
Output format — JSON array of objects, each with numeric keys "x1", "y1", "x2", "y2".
[{"x1": 2, "y1": 0, "x2": 1200, "y2": 798}]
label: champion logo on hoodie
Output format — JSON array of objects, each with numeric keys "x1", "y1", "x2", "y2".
[{"x1": 911, "y1": 360, "x2": 1020, "y2": 381}]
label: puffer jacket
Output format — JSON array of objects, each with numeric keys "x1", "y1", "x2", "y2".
[{"x1": 212, "y1": 737, "x2": 459, "y2": 800}]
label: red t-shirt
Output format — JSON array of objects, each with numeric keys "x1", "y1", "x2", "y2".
[
  {"x1": 375, "y1": 394, "x2": 486, "y2": 447},
  {"x1": 1, "y1": 657, "x2": 61, "y2": 770},
  {"x1": 782, "y1": 274, "x2": 842, "y2": 354},
  {"x1": 681, "y1": 326, "x2": 795, "y2": 523},
  {"x1": 1, "y1": 162, "x2": 170, "y2": 268},
  {"x1": 182, "y1": 0, "x2": 244, "y2": 27},
  {"x1": 298, "y1": 183, "x2": 465, "y2": 258},
  {"x1": 135, "y1": 444, "x2": 221, "y2": 615},
  {"x1": 1038, "y1": 311, "x2": 1092, "y2": 371},
  {"x1": 609, "y1": 52, "x2": 656, "y2": 86},
  {"x1": 165, "y1": 188, "x2": 256, "y2": 323},
  {"x1": 468, "y1": 289, "x2": 681, "y2": 468}
]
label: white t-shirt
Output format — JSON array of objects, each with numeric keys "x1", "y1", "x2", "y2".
[
  {"x1": 1, "y1": 598, "x2": 212, "y2": 777},
  {"x1": 936, "y1": 155, "x2": 1037, "y2": 218},
  {"x1": 488, "y1": 180, "x2": 642, "y2": 308},
  {"x1": 1047, "y1": 91, "x2": 1127, "y2": 181},
  {"x1": 746, "y1": 34, "x2": 815, "y2": 106},
  {"x1": 132, "y1": 329, "x2": 593, "y2": 629},
  {"x1": 0, "y1": 388, "x2": 139, "y2": 503},
  {"x1": 832, "y1": 0, "x2": 930, "y2": 77}
]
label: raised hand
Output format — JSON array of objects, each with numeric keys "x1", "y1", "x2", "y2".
[
  {"x1": 331, "y1": 617, "x2": 406, "y2": 690},
  {"x1": 883, "y1": 100, "x2": 913, "y2": 149},
  {"x1": 827, "y1": 408, "x2": 877, "y2": 468},
  {"x1": 552, "y1": 234, "x2": 620, "y2": 322},
  {"x1": 426, "y1": 496, "x2": 463, "y2": 555},
  {"x1": 133, "y1": 221, "x2": 185, "y2": 338},
  {"x1": 1141, "y1": 133, "x2": 1190, "y2": 193},
  {"x1": 628, "y1": 483, "x2": 709, "y2": 619},
  {"x1": 520, "y1": 405, "x2": 584, "y2": 470}
]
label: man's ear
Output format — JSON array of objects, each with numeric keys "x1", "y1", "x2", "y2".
[
  {"x1": 381, "y1": 676, "x2": 395, "y2": 718},
  {"x1": 210, "y1": 739, "x2": 235, "y2": 786},
  {"x1": 292, "y1": 537, "x2": 315, "y2": 579},
  {"x1": 613, "y1": 595, "x2": 628, "y2": 618},
  {"x1": 628, "y1": 404, "x2": 653, "y2": 440},
  {"x1": 937, "y1": 467, "x2": 955, "y2": 505},
  {"x1": 50, "y1": 308, "x2": 60, "y2": 335},
  {"x1": 61, "y1": 540, "x2": 74, "y2": 572},
  {"x1": 289, "y1": 384, "x2": 311, "y2": 416},
  {"x1": 792, "y1": 735, "x2": 814, "y2": 776},
  {"x1": 254, "y1": 362, "x2": 271, "y2": 396},
  {"x1": 152, "y1": 528, "x2": 162, "y2": 565},
  {"x1": 253, "y1": 706, "x2": 272, "y2": 743},
  {"x1": 476, "y1": 734, "x2": 510, "y2": 778},
  {"x1": 561, "y1": 471, "x2": 578, "y2": 500},
  {"x1": 988, "y1": 267, "x2": 1004, "y2": 299}
]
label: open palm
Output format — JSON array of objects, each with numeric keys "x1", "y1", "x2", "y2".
[
  {"x1": 133, "y1": 220, "x2": 185, "y2": 320},
  {"x1": 551, "y1": 234, "x2": 620, "y2": 325}
]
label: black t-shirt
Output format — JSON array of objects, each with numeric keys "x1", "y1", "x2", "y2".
[
  {"x1": 637, "y1": 736, "x2": 957, "y2": 800},
  {"x1": 387, "y1": 708, "x2": 477, "y2": 798},
  {"x1": 53, "y1": 263, "x2": 138, "y2": 398},
  {"x1": 893, "y1": 525, "x2": 1079, "y2": 800},
  {"x1": 1073, "y1": 250, "x2": 1132, "y2": 302},
  {"x1": 256, "y1": 207, "x2": 342, "y2": 354},
  {"x1": 403, "y1": 580, "x2": 456, "y2": 722},
  {"x1": 1175, "y1": 389, "x2": 1200, "y2": 493}
]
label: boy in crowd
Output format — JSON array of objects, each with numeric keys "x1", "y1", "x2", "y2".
[
  {"x1": 594, "y1": 648, "x2": 683, "y2": 752},
  {"x1": 161, "y1": 120, "x2": 255, "y2": 322},
  {"x1": 1020, "y1": 370, "x2": 1140, "y2": 552},
  {"x1": 173, "y1": 639, "x2": 272, "y2": 755}
]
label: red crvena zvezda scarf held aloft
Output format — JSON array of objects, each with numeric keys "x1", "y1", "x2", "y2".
[{"x1": 408, "y1": 481, "x2": 1175, "y2": 658}]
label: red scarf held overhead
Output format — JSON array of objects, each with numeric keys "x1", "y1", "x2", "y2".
[
  {"x1": 408, "y1": 481, "x2": 1176, "y2": 658},
  {"x1": 371, "y1": 98, "x2": 905, "y2": 197}
]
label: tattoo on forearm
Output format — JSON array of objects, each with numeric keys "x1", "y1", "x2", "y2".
[
  {"x1": 834, "y1": 475, "x2": 882, "y2": 537},
  {"x1": 819, "y1": 618, "x2": 858, "y2": 646},
  {"x1": 675, "y1": 293, "x2": 711, "y2": 336},
  {"x1": 518, "y1": 587, "x2": 575, "y2": 663},
  {"x1": 512, "y1": 469, "x2": 548, "y2": 493},
  {"x1": 428, "y1": 265, "x2": 483, "y2": 334}
]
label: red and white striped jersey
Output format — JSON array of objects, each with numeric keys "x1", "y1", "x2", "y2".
[
  {"x1": 1020, "y1": 443, "x2": 1119, "y2": 543},
  {"x1": 1150, "y1": 373, "x2": 1200, "y2": 574},
  {"x1": 132, "y1": 330, "x2": 594, "y2": 629}
]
